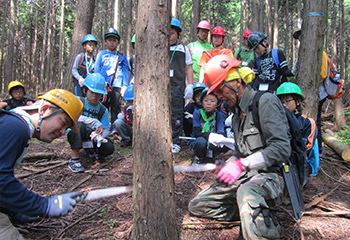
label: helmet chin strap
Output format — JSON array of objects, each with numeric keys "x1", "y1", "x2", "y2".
[
  {"x1": 35, "y1": 107, "x2": 63, "y2": 140},
  {"x1": 197, "y1": 34, "x2": 206, "y2": 42}
]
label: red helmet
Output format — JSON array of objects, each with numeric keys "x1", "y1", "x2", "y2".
[
  {"x1": 203, "y1": 55, "x2": 242, "y2": 94},
  {"x1": 197, "y1": 20, "x2": 210, "y2": 30},
  {"x1": 243, "y1": 30, "x2": 253, "y2": 38},
  {"x1": 211, "y1": 26, "x2": 225, "y2": 37}
]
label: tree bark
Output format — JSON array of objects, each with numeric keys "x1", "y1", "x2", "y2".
[
  {"x1": 131, "y1": 0, "x2": 179, "y2": 239},
  {"x1": 6, "y1": 0, "x2": 16, "y2": 87},
  {"x1": 296, "y1": 0, "x2": 327, "y2": 120},
  {"x1": 63, "y1": 0, "x2": 95, "y2": 90},
  {"x1": 323, "y1": 130, "x2": 350, "y2": 162},
  {"x1": 39, "y1": 0, "x2": 49, "y2": 92},
  {"x1": 251, "y1": 1, "x2": 259, "y2": 31},
  {"x1": 265, "y1": 0, "x2": 271, "y2": 41},
  {"x1": 125, "y1": 0, "x2": 133, "y2": 58},
  {"x1": 191, "y1": 0, "x2": 200, "y2": 42},
  {"x1": 58, "y1": 0, "x2": 65, "y2": 88},
  {"x1": 273, "y1": 0, "x2": 278, "y2": 48}
]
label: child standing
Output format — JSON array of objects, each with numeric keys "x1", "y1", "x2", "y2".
[
  {"x1": 0, "y1": 81, "x2": 34, "y2": 110},
  {"x1": 276, "y1": 82, "x2": 319, "y2": 176},
  {"x1": 67, "y1": 73, "x2": 115, "y2": 173},
  {"x1": 189, "y1": 87, "x2": 229, "y2": 164},
  {"x1": 113, "y1": 84, "x2": 134, "y2": 147},
  {"x1": 170, "y1": 17, "x2": 194, "y2": 153},
  {"x1": 247, "y1": 31, "x2": 294, "y2": 93},
  {"x1": 183, "y1": 82, "x2": 206, "y2": 137},
  {"x1": 72, "y1": 34, "x2": 98, "y2": 97},
  {"x1": 95, "y1": 28, "x2": 129, "y2": 128}
]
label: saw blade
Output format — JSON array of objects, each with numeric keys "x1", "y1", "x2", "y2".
[
  {"x1": 84, "y1": 186, "x2": 133, "y2": 201},
  {"x1": 174, "y1": 163, "x2": 217, "y2": 172}
]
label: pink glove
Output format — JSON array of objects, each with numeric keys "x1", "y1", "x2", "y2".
[{"x1": 216, "y1": 159, "x2": 243, "y2": 185}]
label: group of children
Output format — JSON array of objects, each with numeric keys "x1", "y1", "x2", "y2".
[{"x1": 0, "y1": 20, "x2": 319, "y2": 177}]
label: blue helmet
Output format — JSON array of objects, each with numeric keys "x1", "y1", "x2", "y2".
[
  {"x1": 124, "y1": 84, "x2": 134, "y2": 101},
  {"x1": 83, "y1": 73, "x2": 107, "y2": 95},
  {"x1": 82, "y1": 34, "x2": 98, "y2": 46},
  {"x1": 193, "y1": 82, "x2": 206, "y2": 93},
  {"x1": 171, "y1": 17, "x2": 182, "y2": 32},
  {"x1": 199, "y1": 87, "x2": 218, "y2": 103}
]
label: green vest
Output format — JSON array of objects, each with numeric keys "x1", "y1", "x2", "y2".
[
  {"x1": 234, "y1": 46, "x2": 256, "y2": 67},
  {"x1": 188, "y1": 41, "x2": 213, "y2": 79}
]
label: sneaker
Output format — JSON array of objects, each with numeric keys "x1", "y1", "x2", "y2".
[
  {"x1": 172, "y1": 144, "x2": 181, "y2": 153},
  {"x1": 192, "y1": 156, "x2": 202, "y2": 165},
  {"x1": 120, "y1": 140, "x2": 132, "y2": 147},
  {"x1": 68, "y1": 159, "x2": 85, "y2": 173}
]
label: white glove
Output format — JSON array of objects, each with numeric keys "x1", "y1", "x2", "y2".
[
  {"x1": 184, "y1": 111, "x2": 193, "y2": 119},
  {"x1": 184, "y1": 84, "x2": 193, "y2": 99},
  {"x1": 225, "y1": 114, "x2": 233, "y2": 127},
  {"x1": 291, "y1": 58, "x2": 298, "y2": 76},
  {"x1": 121, "y1": 86, "x2": 127, "y2": 97},
  {"x1": 78, "y1": 78, "x2": 85, "y2": 87},
  {"x1": 117, "y1": 112, "x2": 124, "y2": 120},
  {"x1": 208, "y1": 133, "x2": 235, "y2": 150},
  {"x1": 90, "y1": 131, "x2": 108, "y2": 148}
]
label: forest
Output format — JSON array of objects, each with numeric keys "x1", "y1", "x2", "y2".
[{"x1": 0, "y1": 0, "x2": 349, "y2": 96}]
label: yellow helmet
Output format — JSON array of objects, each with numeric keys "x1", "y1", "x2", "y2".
[
  {"x1": 8, "y1": 81, "x2": 25, "y2": 94},
  {"x1": 37, "y1": 89, "x2": 83, "y2": 132}
]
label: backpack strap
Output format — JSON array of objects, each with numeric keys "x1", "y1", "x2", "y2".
[
  {"x1": 248, "y1": 91, "x2": 267, "y2": 144},
  {"x1": 0, "y1": 108, "x2": 30, "y2": 145},
  {"x1": 80, "y1": 97, "x2": 107, "y2": 121},
  {"x1": 237, "y1": 47, "x2": 243, "y2": 61},
  {"x1": 256, "y1": 49, "x2": 280, "y2": 73}
]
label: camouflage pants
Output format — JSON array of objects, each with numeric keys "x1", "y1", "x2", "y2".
[
  {"x1": 0, "y1": 212, "x2": 24, "y2": 240},
  {"x1": 188, "y1": 172, "x2": 284, "y2": 240}
]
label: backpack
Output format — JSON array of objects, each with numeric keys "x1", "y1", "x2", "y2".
[
  {"x1": 256, "y1": 49, "x2": 280, "y2": 72},
  {"x1": 249, "y1": 91, "x2": 307, "y2": 219},
  {"x1": 80, "y1": 97, "x2": 106, "y2": 121},
  {"x1": 322, "y1": 53, "x2": 345, "y2": 100}
]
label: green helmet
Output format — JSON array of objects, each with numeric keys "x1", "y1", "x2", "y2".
[
  {"x1": 131, "y1": 34, "x2": 136, "y2": 43},
  {"x1": 105, "y1": 28, "x2": 120, "y2": 41},
  {"x1": 276, "y1": 82, "x2": 304, "y2": 100},
  {"x1": 247, "y1": 31, "x2": 267, "y2": 50}
]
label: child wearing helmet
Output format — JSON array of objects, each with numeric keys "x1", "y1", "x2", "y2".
[
  {"x1": 183, "y1": 82, "x2": 206, "y2": 137},
  {"x1": 188, "y1": 55, "x2": 291, "y2": 239},
  {"x1": 0, "y1": 89, "x2": 83, "y2": 238},
  {"x1": 72, "y1": 34, "x2": 98, "y2": 97},
  {"x1": 234, "y1": 30, "x2": 256, "y2": 67},
  {"x1": 67, "y1": 73, "x2": 115, "y2": 172},
  {"x1": 95, "y1": 28, "x2": 129, "y2": 130},
  {"x1": 189, "y1": 87, "x2": 230, "y2": 164},
  {"x1": 0, "y1": 81, "x2": 35, "y2": 110},
  {"x1": 198, "y1": 26, "x2": 234, "y2": 69},
  {"x1": 170, "y1": 17, "x2": 194, "y2": 153},
  {"x1": 276, "y1": 82, "x2": 319, "y2": 176},
  {"x1": 112, "y1": 84, "x2": 134, "y2": 147},
  {"x1": 188, "y1": 20, "x2": 213, "y2": 82},
  {"x1": 247, "y1": 31, "x2": 294, "y2": 93},
  {"x1": 128, "y1": 34, "x2": 136, "y2": 84}
]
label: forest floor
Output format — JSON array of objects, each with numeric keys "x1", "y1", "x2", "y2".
[{"x1": 3, "y1": 89, "x2": 350, "y2": 239}]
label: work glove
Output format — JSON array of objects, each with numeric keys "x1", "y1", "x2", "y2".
[
  {"x1": 121, "y1": 86, "x2": 127, "y2": 97},
  {"x1": 216, "y1": 158, "x2": 243, "y2": 185},
  {"x1": 208, "y1": 133, "x2": 235, "y2": 150},
  {"x1": 12, "y1": 213, "x2": 41, "y2": 223},
  {"x1": 184, "y1": 84, "x2": 193, "y2": 99},
  {"x1": 90, "y1": 131, "x2": 107, "y2": 148},
  {"x1": 46, "y1": 192, "x2": 83, "y2": 217},
  {"x1": 78, "y1": 78, "x2": 85, "y2": 87},
  {"x1": 184, "y1": 111, "x2": 193, "y2": 119}
]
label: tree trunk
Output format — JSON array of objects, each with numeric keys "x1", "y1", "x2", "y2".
[
  {"x1": 32, "y1": 6, "x2": 39, "y2": 94},
  {"x1": 265, "y1": 0, "x2": 271, "y2": 41},
  {"x1": 339, "y1": 0, "x2": 344, "y2": 77},
  {"x1": 58, "y1": 0, "x2": 65, "y2": 88},
  {"x1": 191, "y1": 0, "x2": 200, "y2": 42},
  {"x1": 114, "y1": 0, "x2": 121, "y2": 31},
  {"x1": 6, "y1": 0, "x2": 16, "y2": 87},
  {"x1": 39, "y1": 0, "x2": 49, "y2": 92},
  {"x1": 323, "y1": 130, "x2": 350, "y2": 161},
  {"x1": 63, "y1": 0, "x2": 95, "y2": 90},
  {"x1": 126, "y1": 0, "x2": 133, "y2": 58},
  {"x1": 251, "y1": 1, "x2": 259, "y2": 31},
  {"x1": 172, "y1": 0, "x2": 177, "y2": 17},
  {"x1": 131, "y1": 0, "x2": 179, "y2": 239},
  {"x1": 273, "y1": 0, "x2": 278, "y2": 48},
  {"x1": 239, "y1": 0, "x2": 244, "y2": 47},
  {"x1": 244, "y1": 0, "x2": 250, "y2": 30},
  {"x1": 296, "y1": 0, "x2": 327, "y2": 119}
]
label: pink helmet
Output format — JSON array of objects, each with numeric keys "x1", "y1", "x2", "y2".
[
  {"x1": 197, "y1": 20, "x2": 210, "y2": 31},
  {"x1": 243, "y1": 30, "x2": 253, "y2": 38}
]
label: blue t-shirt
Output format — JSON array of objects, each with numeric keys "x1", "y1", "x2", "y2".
[{"x1": 94, "y1": 49, "x2": 129, "y2": 88}]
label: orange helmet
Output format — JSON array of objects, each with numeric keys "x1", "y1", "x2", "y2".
[
  {"x1": 203, "y1": 55, "x2": 241, "y2": 94},
  {"x1": 211, "y1": 26, "x2": 225, "y2": 37}
]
